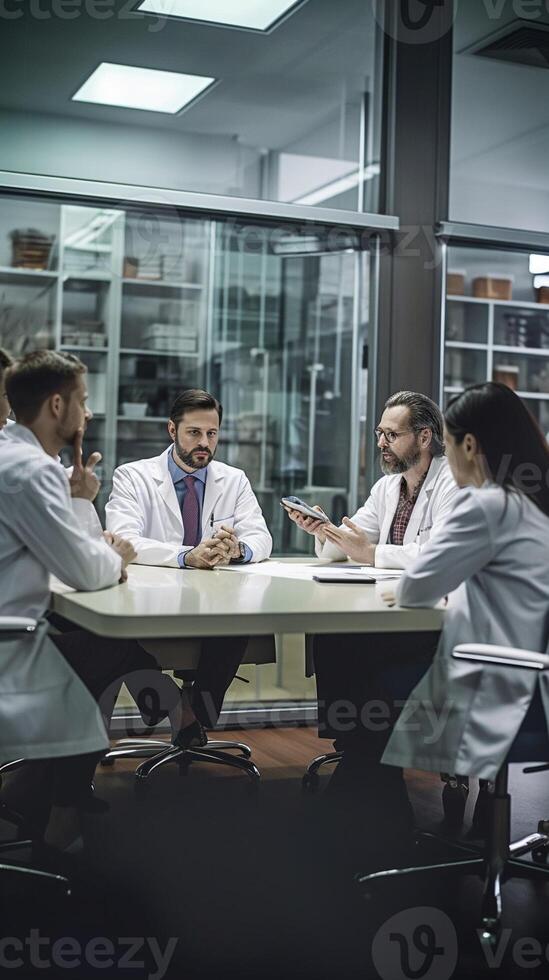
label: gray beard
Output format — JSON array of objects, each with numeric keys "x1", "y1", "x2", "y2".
[{"x1": 380, "y1": 446, "x2": 421, "y2": 475}]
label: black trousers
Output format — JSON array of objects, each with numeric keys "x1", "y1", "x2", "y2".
[
  {"x1": 190, "y1": 636, "x2": 248, "y2": 728},
  {"x1": 313, "y1": 631, "x2": 438, "y2": 799},
  {"x1": 3, "y1": 628, "x2": 247, "y2": 821},
  {"x1": 0, "y1": 628, "x2": 181, "y2": 822}
]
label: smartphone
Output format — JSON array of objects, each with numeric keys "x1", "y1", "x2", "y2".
[{"x1": 280, "y1": 496, "x2": 330, "y2": 523}]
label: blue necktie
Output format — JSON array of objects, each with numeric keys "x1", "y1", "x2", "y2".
[{"x1": 182, "y1": 475, "x2": 200, "y2": 547}]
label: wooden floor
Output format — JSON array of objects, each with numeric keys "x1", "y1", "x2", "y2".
[{"x1": 3, "y1": 726, "x2": 549, "y2": 980}]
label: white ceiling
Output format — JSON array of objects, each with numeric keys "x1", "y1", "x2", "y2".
[
  {"x1": 0, "y1": 0, "x2": 376, "y2": 153},
  {"x1": 451, "y1": 0, "x2": 549, "y2": 225}
]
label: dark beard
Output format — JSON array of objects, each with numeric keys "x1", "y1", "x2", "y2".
[
  {"x1": 174, "y1": 438, "x2": 214, "y2": 470},
  {"x1": 379, "y1": 445, "x2": 421, "y2": 475}
]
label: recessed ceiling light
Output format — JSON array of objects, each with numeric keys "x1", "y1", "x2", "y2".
[
  {"x1": 72, "y1": 62, "x2": 216, "y2": 114},
  {"x1": 136, "y1": 0, "x2": 306, "y2": 32}
]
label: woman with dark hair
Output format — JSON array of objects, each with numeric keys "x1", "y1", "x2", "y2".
[{"x1": 382, "y1": 382, "x2": 549, "y2": 782}]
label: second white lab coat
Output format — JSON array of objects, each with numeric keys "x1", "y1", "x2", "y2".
[
  {"x1": 382, "y1": 485, "x2": 549, "y2": 780},
  {"x1": 316, "y1": 455, "x2": 459, "y2": 568},
  {"x1": 106, "y1": 447, "x2": 273, "y2": 567},
  {"x1": 0, "y1": 424, "x2": 123, "y2": 762}
]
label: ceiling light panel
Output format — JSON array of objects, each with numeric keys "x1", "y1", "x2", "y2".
[
  {"x1": 72, "y1": 62, "x2": 216, "y2": 114},
  {"x1": 137, "y1": 0, "x2": 305, "y2": 32}
]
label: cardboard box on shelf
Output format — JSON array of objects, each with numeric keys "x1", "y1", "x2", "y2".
[
  {"x1": 123, "y1": 257, "x2": 139, "y2": 278},
  {"x1": 10, "y1": 228, "x2": 55, "y2": 270},
  {"x1": 537, "y1": 287, "x2": 549, "y2": 305},
  {"x1": 473, "y1": 276, "x2": 513, "y2": 301},
  {"x1": 493, "y1": 364, "x2": 519, "y2": 391},
  {"x1": 143, "y1": 322, "x2": 197, "y2": 340},
  {"x1": 446, "y1": 270, "x2": 466, "y2": 296},
  {"x1": 144, "y1": 337, "x2": 197, "y2": 353}
]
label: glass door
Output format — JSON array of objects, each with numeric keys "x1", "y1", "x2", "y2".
[{"x1": 209, "y1": 221, "x2": 368, "y2": 554}]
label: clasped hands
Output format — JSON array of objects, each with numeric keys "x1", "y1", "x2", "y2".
[
  {"x1": 284, "y1": 504, "x2": 376, "y2": 565},
  {"x1": 185, "y1": 525, "x2": 241, "y2": 570}
]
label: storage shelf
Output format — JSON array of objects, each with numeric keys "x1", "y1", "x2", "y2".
[
  {"x1": 444, "y1": 385, "x2": 549, "y2": 401},
  {"x1": 0, "y1": 266, "x2": 58, "y2": 283},
  {"x1": 120, "y1": 347, "x2": 199, "y2": 358},
  {"x1": 448, "y1": 295, "x2": 549, "y2": 311},
  {"x1": 122, "y1": 278, "x2": 203, "y2": 290},
  {"x1": 117, "y1": 416, "x2": 167, "y2": 423},
  {"x1": 62, "y1": 272, "x2": 112, "y2": 284},
  {"x1": 445, "y1": 341, "x2": 488, "y2": 350},
  {"x1": 492, "y1": 345, "x2": 549, "y2": 357},
  {"x1": 60, "y1": 345, "x2": 108, "y2": 353}
]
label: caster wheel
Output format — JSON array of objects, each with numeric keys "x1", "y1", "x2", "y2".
[
  {"x1": 100, "y1": 757, "x2": 115, "y2": 767},
  {"x1": 479, "y1": 919, "x2": 501, "y2": 951},
  {"x1": 302, "y1": 773, "x2": 319, "y2": 793}
]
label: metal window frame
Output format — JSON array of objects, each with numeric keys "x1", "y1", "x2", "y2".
[{"x1": 0, "y1": 170, "x2": 398, "y2": 233}]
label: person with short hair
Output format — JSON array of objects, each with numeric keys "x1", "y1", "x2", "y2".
[
  {"x1": 285, "y1": 390, "x2": 457, "y2": 567},
  {"x1": 0, "y1": 351, "x2": 184, "y2": 850},
  {"x1": 106, "y1": 387, "x2": 272, "y2": 744},
  {"x1": 284, "y1": 391, "x2": 461, "y2": 849}
]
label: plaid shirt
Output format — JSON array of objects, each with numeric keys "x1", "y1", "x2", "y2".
[{"x1": 389, "y1": 472, "x2": 428, "y2": 546}]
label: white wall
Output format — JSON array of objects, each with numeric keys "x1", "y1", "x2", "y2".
[{"x1": 0, "y1": 109, "x2": 262, "y2": 198}]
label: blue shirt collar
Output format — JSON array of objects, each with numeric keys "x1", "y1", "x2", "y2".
[{"x1": 168, "y1": 448, "x2": 208, "y2": 486}]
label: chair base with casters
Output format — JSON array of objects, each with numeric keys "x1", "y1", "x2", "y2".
[
  {"x1": 356, "y1": 641, "x2": 549, "y2": 946},
  {"x1": 0, "y1": 767, "x2": 70, "y2": 898},
  {"x1": 102, "y1": 734, "x2": 261, "y2": 787},
  {"x1": 101, "y1": 634, "x2": 277, "y2": 788},
  {"x1": 302, "y1": 750, "x2": 342, "y2": 791}
]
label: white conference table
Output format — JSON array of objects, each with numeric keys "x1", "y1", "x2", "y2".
[{"x1": 51, "y1": 559, "x2": 444, "y2": 640}]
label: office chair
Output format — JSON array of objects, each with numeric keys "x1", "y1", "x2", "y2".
[
  {"x1": 356, "y1": 642, "x2": 549, "y2": 945},
  {"x1": 0, "y1": 618, "x2": 70, "y2": 897},
  {"x1": 302, "y1": 750, "x2": 342, "y2": 790},
  {"x1": 102, "y1": 635, "x2": 276, "y2": 788}
]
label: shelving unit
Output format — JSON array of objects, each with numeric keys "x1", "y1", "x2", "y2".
[{"x1": 441, "y1": 245, "x2": 549, "y2": 436}]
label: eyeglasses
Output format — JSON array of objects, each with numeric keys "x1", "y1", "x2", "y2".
[{"x1": 374, "y1": 427, "x2": 415, "y2": 444}]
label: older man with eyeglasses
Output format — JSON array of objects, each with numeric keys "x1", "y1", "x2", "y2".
[
  {"x1": 286, "y1": 390, "x2": 458, "y2": 568},
  {"x1": 286, "y1": 391, "x2": 461, "y2": 864}
]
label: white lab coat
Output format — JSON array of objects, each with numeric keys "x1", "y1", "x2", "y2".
[
  {"x1": 105, "y1": 447, "x2": 273, "y2": 567},
  {"x1": 316, "y1": 455, "x2": 459, "y2": 568},
  {"x1": 382, "y1": 484, "x2": 549, "y2": 780},
  {"x1": 0, "y1": 424, "x2": 122, "y2": 762}
]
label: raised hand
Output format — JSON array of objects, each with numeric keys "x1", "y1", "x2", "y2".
[{"x1": 69, "y1": 428, "x2": 102, "y2": 502}]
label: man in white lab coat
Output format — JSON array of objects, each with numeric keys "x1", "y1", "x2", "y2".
[
  {"x1": 286, "y1": 391, "x2": 460, "y2": 836},
  {"x1": 106, "y1": 388, "x2": 273, "y2": 740},
  {"x1": 0, "y1": 351, "x2": 183, "y2": 850}
]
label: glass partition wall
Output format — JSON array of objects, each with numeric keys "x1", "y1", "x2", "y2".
[{"x1": 0, "y1": 191, "x2": 373, "y2": 717}]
